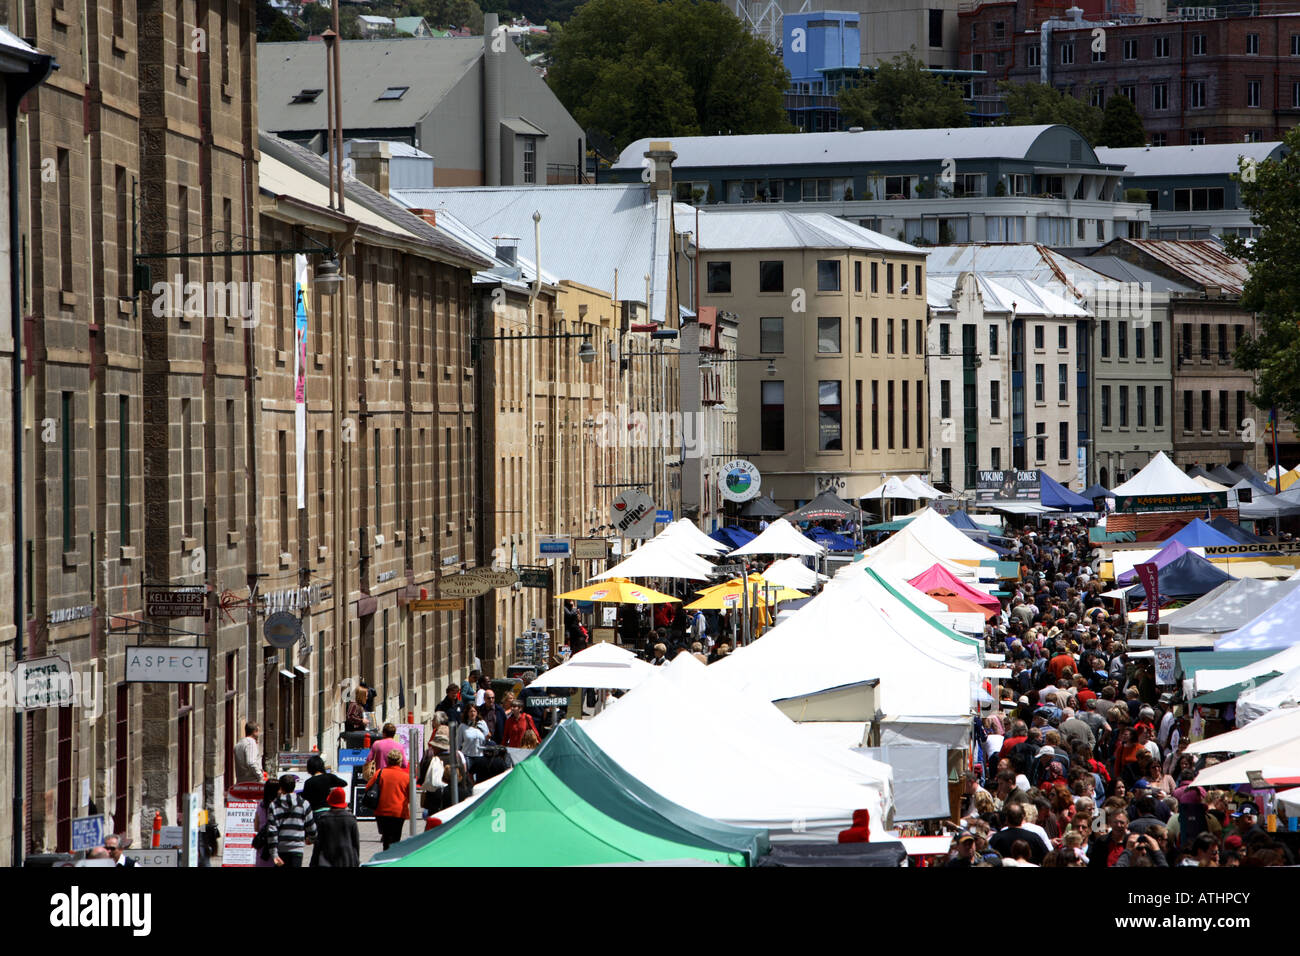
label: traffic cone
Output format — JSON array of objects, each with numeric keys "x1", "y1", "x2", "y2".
[{"x1": 151, "y1": 811, "x2": 162, "y2": 848}]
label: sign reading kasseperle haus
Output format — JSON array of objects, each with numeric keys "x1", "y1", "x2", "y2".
[{"x1": 1113, "y1": 492, "x2": 1228, "y2": 513}]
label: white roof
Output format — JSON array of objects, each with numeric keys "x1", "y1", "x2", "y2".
[
  {"x1": 1191, "y1": 732, "x2": 1300, "y2": 787},
  {"x1": 614, "y1": 125, "x2": 1083, "y2": 171},
  {"x1": 358, "y1": 15, "x2": 394, "y2": 25},
  {"x1": 677, "y1": 205, "x2": 918, "y2": 254},
  {"x1": 591, "y1": 538, "x2": 716, "y2": 580},
  {"x1": 584, "y1": 654, "x2": 893, "y2": 843},
  {"x1": 924, "y1": 244, "x2": 1113, "y2": 302},
  {"x1": 1192, "y1": 475, "x2": 1230, "y2": 492},
  {"x1": 654, "y1": 518, "x2": 729, "y2": 555},
  {"x1": 525, "y1": 641, "x2": 653, "y2": 690},
  {"x1": 761, "y1": 557, "x2": 827, "y2": 591},
  {"x1": 902, "y1": 475, "x2": 948, "y2": 499},
  {"x1": 1166, "y1": 579, "x2": 1300, "y2": 637},
  {"x1": 1237, "y1": 666, "x2": 1300, "y2": 723},
  {"x1": 1216, "y1": 584, "x2": 1300, "y2": 651},
  {"x1": 1095, "y1": 142, "x2": 1285, "y2": 178},
  {"x1": 729, "y1": 518, "x2": 825, "y2": 557},
  {"x1": 260, "y1": 152, "x2": 422, "y2": 239},
  {"x1": 865, "y1": 508, "x2": 997, "y2": 565},
  {"x1": 926, "y1": 271, "x2": 1090, "y2": 318},
  {"x1": 1111, "y1": 451, "x2": 1208, "y2": 496},
  {"x1": 1184, "y1": 705, "x2": 1300, "y2": 755},
  {"x1": 862, "y1": 476, "x2": 919, "y2": 500}
]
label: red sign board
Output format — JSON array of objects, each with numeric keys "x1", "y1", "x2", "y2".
[{"x1": 1134, "y1": 562, "x2": 1160, "y2": 624}]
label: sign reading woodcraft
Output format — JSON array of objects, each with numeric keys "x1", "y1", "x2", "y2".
[
  {"x1": 1205, "y1": 541, "x2": 1300, "y2": 555},
  {"x1": 125, "y1": 646, "x2": 211, "y2": 683},
  {"x1": 718, "y1": 459, "x2": 761, "y2": 503},
  {"x1": 1113, "y1": 491, "x2": 1228, "y2": 513}
]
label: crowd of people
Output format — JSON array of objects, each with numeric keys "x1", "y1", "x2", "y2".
[{"x1": 929, "y1": 519, "x2": 1294, "y2": 868}]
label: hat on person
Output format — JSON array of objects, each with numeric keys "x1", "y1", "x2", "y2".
[
  {"x1": 1224, "y1": 834, "x2": 1244, "y2": 849},
  {"x1": 1038, "y1": 745, "x2": 1056, "y2": 758},
  {"x1": 1018, "y1": 695, "x2": 1031, "y2": 706},
  {"x1": 432, "y1": 727, "x2": 452, "y2": 750},
  {"x1": 1233, "y1": 801, "x2": 1260, "y2": 817},
  {"x1": 956, "y1": 830, "x2": 976, "y2": 844},
  {"x1": 1139, "y1": 706, "x2": 1155, "y2": 719},
  {"x1": 1134, "y1": 778, "x2": 1151, "y2": 791},
  {"x1": 326, "y1": 787, "x2": 348, "y2": 809}
]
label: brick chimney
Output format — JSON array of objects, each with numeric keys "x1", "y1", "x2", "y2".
[
  {"x1": 644, "y1": 140, "x2": 676, "y2": 200},
  {"x1": 349, "y1": 140, "x2": 391, "y2": 197},
  {"x1": 407, "y1": 208, "x2": 438, "y2": 228}
]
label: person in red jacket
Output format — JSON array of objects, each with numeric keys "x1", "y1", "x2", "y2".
[
  {"x1": 503, "y1": 699, "x2": 540, "y2": 748},
  {"x1": 366, "y1": 748, "x2": 411, "y2": 851}
]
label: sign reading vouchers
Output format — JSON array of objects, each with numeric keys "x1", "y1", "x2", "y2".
[
  {"x1": 1113, "y1": 491, "x2": 1228, "y2": 514},
  {"x1": 974, "y1": 470, "x2": 1040, "y2": 501}
]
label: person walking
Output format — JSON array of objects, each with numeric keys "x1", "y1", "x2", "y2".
[
  {"x1": 367, "y1": 748, "x2": 411, "y2": 851},
  {"x1": 266, "y1": 774, "x2": 316, "y2": 868},
  {"x1": 345, "y1": 687, "x2": 370, "y2": 733},
  {"x1": 311, "y1": 787, "x2": 361, "y2": 868},
  {"x1": 233, "y1": 720, "x2": 264, "y2": 783},
  {"x1": 503, "y1": 698, "x2": 540, "y2": 747},
  {"x1": 301, "y1": 755, "x2": 348, "y2": 814}
]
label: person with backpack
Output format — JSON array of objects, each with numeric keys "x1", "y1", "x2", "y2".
[
  {"x1": 311, "y1": 787, "x2": 360, "y2": 868},
  {"x1": 266, "y1": 774, "x2": 317, "y2": 868}
]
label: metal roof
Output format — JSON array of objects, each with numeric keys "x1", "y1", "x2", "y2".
[
  {"x1": 389, "y1": 184, "x2": 668, "y2": 312},
  {"x1": 1109, "y1": 238, "x2": 1249, "y2": 296},
  {"x1": 613, "y1": 125, "x2": 1096, "y2": 171},
  {"x1": 674, "y1": 205, "x2": 920, "y2": 254},
  {"x1": 344, "y1": 139, "x2": 433, "y2": 160},
  {"x1": 927, "y1": 273, "x2": 1089, "y2": 318},
  {"x1": 0, "y1": 24, "x2": 45, "y2": 68},
  {"x1": 1075, "y1": 254, "x2": 1197, "y2": 294},
  {"x1": 923, "y1": 243, "x2": 1112, "y2": 302},
  {"x1": 1095, "y1": 142, "x2": 1286, "y2": 178},
  {"x1": 258, "y1": 39, "x2": 483, "y2": 133},
  {"x1": 430, "y1": 207, "x2": 558, "y2": 290}
]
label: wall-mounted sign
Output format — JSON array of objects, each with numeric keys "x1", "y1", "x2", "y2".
[
  {"x1": 463, "y1": 568, "x2": 518, "y2": 588},
  {"x1": 612, "y1": 489, "x2": 657, "y2": 539},
  {"x1": 376, "y1": 570, "x2": 397, "y2": 583},
  {"x1": 655, "y1": 510, "x2": 673, "y2": 523},
  {"x1": 125, "y1": 646, "x2": 211, "y2": 683},
  {"x1": 519, "y1": 567, "x2": 553, "y2": 589},
  {"x1": 8, "y1": 655, "x2": 77, "y2": 710},
  {"x1": 145, "y1": 588, "x2": 205, "y2": 618},
  {"x1": 439, "y1": 575, "x2": 492, "y2": 598},
  {"x1": 259, "y1": 584, "x2": 323, "y2": 612},
  {"x1": 47, "y1": 605, "x2": 96, "y2": 625},
  {"x1": 974, "y1": 470, "x2": 1040, "y2": 501},
  {"x1": 264, "y1": 611, "x2": 303, "y2": 649},
  {"x1": 538, "y1": 535, "x2": 572, "y2": 559},
  {"x1": 410, "y1": 598, "x2": 465, "y2": 612},
  {"x1": 719, "y1": 460, "x2": 761, "y2": 503},
  {"x1": 573, "y1": 538, "x2": 609, "y2": 560}
]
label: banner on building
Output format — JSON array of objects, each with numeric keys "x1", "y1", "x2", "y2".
[
  {"x1": 974, "y1": 470, "x2": 1039, "y2": 501},
  {"x1": 1113, "y1": 492, "x2": 1227, "y2": 514},
  {"x1": 294, "y1": 254, "x2": 309, "y2": 509}
]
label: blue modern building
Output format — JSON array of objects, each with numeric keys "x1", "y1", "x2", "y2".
[{"x1": 782, "y1": 12, "x2": 860, "y2": 132}]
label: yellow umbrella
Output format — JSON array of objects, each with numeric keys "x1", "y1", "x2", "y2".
[
  {"x1": 557, "y1": 577, "x2": 680, "y2": 604},
  {"x1": 686, "y1": 576, "x2": 807, "y2": 609}
]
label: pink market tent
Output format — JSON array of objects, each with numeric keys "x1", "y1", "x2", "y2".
[{"x1": 908, "y1": 564, "x2": 1000, "y2": 613}]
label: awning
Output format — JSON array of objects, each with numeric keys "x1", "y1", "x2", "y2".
[{"x1": 986, "y1": 501, "x2": 1053, "y2": 514}]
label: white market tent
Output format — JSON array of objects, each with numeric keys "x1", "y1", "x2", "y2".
[
  {"x1": 1191, "y1": 734, "x2": 1300, "y2": 787},
  {"x1": 654, "y1": 518, "x2": 729, "y2": 555},
  {"x1": 583, "y1": 654, "x2": 896, "y2": 843},
  {"x1": 1215, "y1": 583, "x2": 1300, "y2": 651},
  {"x1": 902, "y1": 475, "x2": 948, "y2": 499},
  {"x1": 1165, "y1": 580, "x2": 1300, "y2": 637},
  {"x1": 860, "y1": 508, "x2": 996, "y2": 581},
  {"x1": 592, "y1": 538, "x2": 716, "y2": 580},
  {"x1": 1191, "y1": 475, "x2": 1230, "y2": 492},
  {"x1": 1111, "y1": 450, "x2": 1208, "y2": 496},
  {"x1": 1184, "y1": 705, "x2": 1300, "y2": 755},
  {"x1": 729, "y1": 518, "x2": 826, "y2": 557},
  {"x1": 525, "y1": 641, "x2": 653, "y2": 691},
  {"x1": 761, "y1": 556, "x2": 828, "y2": 591},
  {"x1": 862, "y1": 476, "x2": 920, "y2": 501},
  {"x1": 1236, "y1": 663, "x2": 1300, "y2": 724},
  {"x1": 1198, "y1": 644, "x2": 1300, "y2": 695},
  {"x1": 1278, "y1": 786, "x2": 1300, "y2": 814}
]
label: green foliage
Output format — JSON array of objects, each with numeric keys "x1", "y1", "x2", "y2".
[
  {"x1": 1096, "y1": 94, "x2": 1146, "y2": 148},
  {"x1": 836, "y1": 53, "x2": 969, "y2": 130},
  {"x1": 1222, "y1": 127, "x2": 1300, "y2": 422},
  {"x1": 1124, "y1": 187, "x2": 1148, "y2": 204},
  {"x1": 399, "y1": 0, "x2": 486, "y2": 31},
  {"x1": 998, "y1": 81, "x2": 1104, "y2": 145},
  {"x1": 266, "y1": 16, "x2": 301, "y2": 42},
  {"x1": 256, "y1": 0, "x2": 300, "y2": 41},
  {"x1": 547, "y1": 0, "x2": 791, "y2": 151}
]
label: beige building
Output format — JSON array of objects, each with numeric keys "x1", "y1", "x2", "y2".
[{"x1": 683, "y1": 208, "x2": 930, "y2": 505}]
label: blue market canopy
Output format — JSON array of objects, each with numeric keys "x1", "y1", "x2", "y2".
[
  {"x1": 1126, "y1": 551, "x2": 1235, "y2": 601},
  {"x1": 1081, "y1": 483, "x2": 1112, "y2": 501},
  {"x1": 1208, "y1": 516, "x2": 1267, "y2": 545},
  {"x1": 709, "y1": 525, "x2": 756, "y2": 550},
  {"x1": 1037, "y1": 471, "x2": 1092, "y2": 512},
  {"x1": 802, "y1": 525, "x2": 859, "y2": 551},
  {"x1": 1167, "y1": 518, "x2": 1238, "y2": 549}
]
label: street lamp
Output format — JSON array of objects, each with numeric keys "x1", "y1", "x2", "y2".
[
  {"x1": 313, "y1": 254, "x2": 344, "y2": 293},
  {"x1": 577, "y1": 339, "x2": 597, "y2": 364}
]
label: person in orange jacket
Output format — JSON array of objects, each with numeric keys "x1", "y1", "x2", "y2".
[
  {"x1": 503, "y1": 698, "x2": 540, "y2": 748},
  {"x1": 366, "y1": 748, "x2": 411, "y2": 851}
]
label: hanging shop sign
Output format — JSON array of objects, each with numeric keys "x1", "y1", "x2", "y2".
[{"x1": 718, "y1": 460, "x2": 761, "y2": 503}]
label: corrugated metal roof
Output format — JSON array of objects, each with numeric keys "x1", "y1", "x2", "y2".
[
  {"x1": 1096, "y1": 142, "x2": 1286, "y2": 178},
  {"x1": 0, "y1": 24, "x2": 45, "y2": 64},
  {"x1": 258, "y1": 39, "x2": 483, "y2": 133},
  {"x1": 345, "y1": 139, "x2": 433, "y2": 160},
  {"x1": 675, "y1": 205, "x2": 920, "y2": 254},
  {"x1": 431, "y1": 207, "x2": 558, "y2": 289},
  {"x1": 1114, "y1": 238, "x2": 1249, "y2": 295},
  {"x1": 389, "y1": 184, "x2": 665, "y2": 310},
  {"x1": 614, "y1": 125, "x2": 1089, "y2": 171},
  {"x1": 1077, "y1": 255, "x2": 1197, "y2": 294},
  {"x1": 927, "y1": 273, "x2": 1089, "y2": 318},
  {"x1": 924, "y1": 243, "x2": 1111, "y2": 302}
]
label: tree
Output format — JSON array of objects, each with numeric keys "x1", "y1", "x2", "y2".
[
  {"x1": 1223, "y1": 127, "x2": 1300, "y2": 423},
  {"x1": 836, "y1": 52, "x2": 969, "y2": 130},
  {"x1": 266, "y1": 15, "x2": 301, "y2": 42},
  {"x1": 998, "y1": 81, "x2": 1104, "y2": 145},
  {"x1": 547, "y1": 0, "x2": 790, "y2": 151},
  {"x1": 1096, "y1": 94, "x2": 1146, "y2": 148},
  {"x1": 256, "y1": 0, "x2": 300, "y2": 41}
]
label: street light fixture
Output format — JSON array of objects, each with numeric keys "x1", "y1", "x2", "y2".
[
  {"x1": 577, "y1": 339, "x2": 597, "y2": 364},
  {"x1": 314, "y1": 254, "x2": 344, "y2": 293}
]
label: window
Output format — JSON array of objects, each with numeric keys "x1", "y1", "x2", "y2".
[
  {"x1": 871, "y1": 381, "x2": 880, "y2": 450},
  {"x1": 61, "y1": 392, "x2": 74, "y2": 550},
  {"x1": 1154, "y1": 36, "x2": 1170, "y2": 58},
  {"x1": 989, "y1": 325, "x2": 999, "y2": 356},
  {"x1": 884, "y1": 176, "x2": 914, "y2": 199},
  {"x1": 1237, "y1": 391, "x2": 1247, "y2": 433},
  {"x1": 1100, "y1": 320, "x2": 1111, "y2": 358},
  {"x1": 991, "y1": 380, "x2": 1001, "y2": 419},
  {"x1": 1101, "y1": 385, "x2": 1112, "y2": 427},
  {"x1": 939, "y1": 324, "x2": 951, "y2": 354},
  {"x1": 1247, "y1": 33, "x2": 1259, "y2": 55},
  {"x1": 929, "y1": 9, "x2": 944, "y2": 48},
  {"x1": 854, "y1": 261, "x2": 862, "y2": 293},
  {"x1": 902, "y1": 381, "x2": 910, "y2": 449},
  {"x1": 991, "y1": 447, "x2": 1001, "y2": 470},
  {"x1": 1192, "y1": 33, "x2": 1206, "y2": 56},
  {"x1": 1060, "y1": 41, "x2": 1074, "y2": 64},
  {"x1": 1183, "y1": 389, "x2": 1193, "y2": 431},
  {"x1": 707, "y1": 261, "x2": 731, "y2": 294},
  {"x1": 1035, "y1": 364, "x2": 1045, "y2": 402},
  {"x1": 1189, "y1": 131, "x2": 1206, "y2": 146},
  {"x1": 817, "y1": 260, "x2": 841, "y2": 292},
  {"x1": 522, "y1": 136, "x2": 536, "y2": 184},
  {"x1": 761, "y1": 381, "x2": 784, "y2": 450},
  {"x1": 1152, "y1": 83, "x2": 1168, "y2": 111},
  {"x1": 996, "y1": 51, "x2": 1006, "y2": 67},
  {"x1": 1118, "y1": 321, "x2": 1128, "y2": 359},
  {"x1": 901, "y1": 320, "x2": 909, "y2": 355},
  {"x1": 1123, "y1": 38, "x2": 1138, "y2": 60},
  {"x1": 1188, "y1": 80, "x2": 1205, "y2": 109},
  {"x1": 1058, "y1": 364, "x2": 1068, "y2": 401},
  {"x1": 887, "y1": 380, "x2": 896, "y2": 449},
  {"x1": 119, "y1": 395, "x2": 130, "y2": 545},
  {"x1": 1119, "y1": 385, "x2": 1129, "y2": 427},
  {"x1": 1247, "y1": 81, "x2": 1260, "y2": 108},
  {"x1": 886, "y1": 263, "x2": 895, "y2": 295},
  {"x1": 855, "y1": 316, "x2": 863, "y2": 353},
  {"x1": 1217, "y1": 324, "x2": 1228, "y2": 359},
  {"x1": 727, "y1": 178, "x2": 784, "y2": 203},
  {"x1": 1153, "y1": 322, "x2": 1162, "y2": 359},
  {"x1": 1293, "y1": 34, "x2": 1300, "y2": 56},
  {"x1": 1119, "y1": 83, "x2": 1136, "y2": 103},
  {"x1": 1181, "y1": 323, "x2": 1193, "y2": 359},
  {"x1": 1059, "y1": 422, "x2": 1069, "y2": 461},
  {"x1": 1035, "y1": 423, "x2": 1046, "y2": 463},
  {"x1": 914, "y1": 266, "x2": 923, "y2": 298},
  {"x1": 759, "y1": 260, "x2": 784, "y2": 293},
  {"x1": 1294, "y1": 81, "x2": 1300, "y2": 109},
  {"x1": 855, "y1": 381, "x2": 864, "y2": 450},
  {"x1": 1219, "y1": 390, "x2": 1229, "y2": 431},
  {"x1": 1057, "y1": 326, "x2": 1067, "y2": 350},
  {"x1": 377, "y1": 85, "x2": 409, "y2": 100},
  {"x1": 1200, "y1": 325, "x2": 1210, "y2": 360},
  {"x1": 1135, "y1": 326, "x2": 1145, "y2": 359},
  {"x1": 941, "y1": 447, "x2": 951, "y2": 484},
  {"x1": 1154, "y1": 386, "x2": 1164, "y2": 427},
  {"x1": 887, "y1": 318, "x2": 895, "y2": 354},
  {"x1": 291, "y1": 88, "x2": 322, "y2": 104},
  {"x1": 871, "y1": 262, "x2": 879, "y2": 293},
  {"x1": 760, "y1": 317, "x2": 784, "y2": 353},
  {"x1": 916, "y1": 380, "x2": 924, "y2": 448},
  {"x1": 1034, "y1": 325, "x2": 1044, "y2": 350},
  {"x1": 973, "y1": 53, "x2": 985, "y2": 72},
  {"x1": 818, "y1": 317, "x2": 842, "y2": 353},
  {"x1": 1027, "y1": 44, "x2": 1040, "y2": 67},
  {"x1": 819, "y1": 381, "x2": 842, "y2": 451},
  {"x1": 1201, "y1": 390, "x2": 1211, "y2": 431},
  {"x1": 1152, "y1": 132, "x2": 1167, "y2": 147},
  {"x1": 871, "y1": 316, "x2": 879, "y2": 352},
  {"x1": 1092, "y1": 45, "x2": 1106, "y2": 63},
  {"x1": 940, "y1": 379, "x2": 951, "y2": 419}
]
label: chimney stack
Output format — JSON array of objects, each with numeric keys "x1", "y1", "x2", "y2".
[
  {"x1": 349, "y1": 140, "x2": 391, "y2": 197},
  {"x1": 644, "y1": 140, "x2": 676, "y2": 200}
]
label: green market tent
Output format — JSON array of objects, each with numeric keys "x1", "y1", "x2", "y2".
[
  {"x1": 534, "y1": 722, "x2": 769, "y2": 863},
  {"x1": 366, "y1": 732, "x2": 753, "y2": 867},
  {"x1": 1193, "y1": 674, "x2": 1282, "y2": 705}
]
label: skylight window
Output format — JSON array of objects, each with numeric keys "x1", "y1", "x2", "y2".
[
  {"x1": 290, "y1": 89, "x2": 322, "y2": 104},
  {"x1": 377, "y1": 86, "x2": 409, "y2": 101}
]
